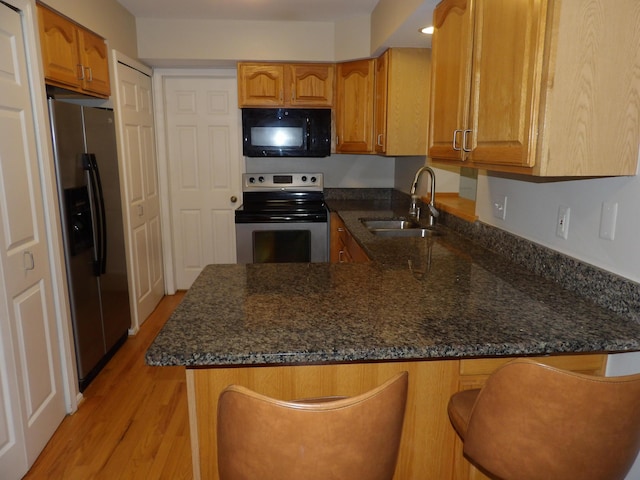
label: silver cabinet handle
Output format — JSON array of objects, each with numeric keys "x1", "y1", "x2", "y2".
[
  {"x1": 23, "y1": 251, "x2": 34, "y2": 271},
  {"x1": 230, "y1": 196, "x2": 238, "y2": 203},
  {"x1": 85, "y1": 66, "x2": 93, "y2": 82},
  {"x1": 452, "y1": 129, "x2": 462, "y2": 151},
  {"x1": 77, "y1": 64, "x2": 85, "y2": 80},
  {"x1": 462, "y1": 129, "x2": 473, "y2": 153},
  {"x1": 377, "y1": 134, "x2": 384, "y2": 146},
  {"x1": 337, "y1": 227, "x2": 345, "y2": 232},
  {"x1": 338, "y1": 250, "x2": 345, "y2": 263}
]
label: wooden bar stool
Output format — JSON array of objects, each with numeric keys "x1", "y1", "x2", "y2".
[
  {"x1": 448, "y1": 359, "x2": 640, "y2": 480},
  {"x1": 217, "y1": 371, "x2": 408, "y2": 480}
]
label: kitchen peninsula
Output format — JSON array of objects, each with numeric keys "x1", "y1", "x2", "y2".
[{"x1": 147, "y1": 193, "x2": 640, "y2": 480}]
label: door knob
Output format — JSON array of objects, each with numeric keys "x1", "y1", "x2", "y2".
[{"x1": 230, "y1": 196, "x2": 238, "y2": 203}]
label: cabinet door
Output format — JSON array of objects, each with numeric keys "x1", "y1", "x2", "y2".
[
  {"x1": 0, "y1": 5, "x2": 66, "y2": 476},
  {"x1": 37, "y1": 4, "x2": 81, "y2": 90},
  {"x1": 113, "y1": 61, "x2": 164, "y2": 326},
  {"x1": 335, "y1": 59, "x2": 375, "y2": 154},
  {"x1": 374, "y1": 51, "x2": 389, "y2": 154},
  {"x1": 78, "y1": 28, "x2": 110, "y2": 97},
  {"x1": 288, "y1": 64, "x2": 334, "y2": 107},
  {"x1": 237, "y1": 63, "x2": 285, "y2": 107},
  {"x1": 378, "y1": 48, "x2": 431, "y2": 156},
  {"x1": 429, "y1": 0, "x2": 473, "y2": 162},
  {"x1": 468, "y1": 0, "x2": 546, "y2": 167}
]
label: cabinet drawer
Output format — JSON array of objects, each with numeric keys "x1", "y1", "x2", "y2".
[{"x1": 459, "y1": 354, "x2": 607, "y2": 377}]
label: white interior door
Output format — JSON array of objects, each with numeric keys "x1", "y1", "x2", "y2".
[
  {"x1": 0, "y1": 3, "x2": 65, "y2": 477},
  {"x1": 163, "y1": 75, "x2": 242, "y2": 289},
  {"x1": 113, "y1": 58, "x2": 164, "y2": 329}
]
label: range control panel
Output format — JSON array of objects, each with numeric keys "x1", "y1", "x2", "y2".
[{"x1": 241, "y1": 173, "x2": 323, "y2": 192}]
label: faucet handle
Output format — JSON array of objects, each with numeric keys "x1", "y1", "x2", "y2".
[{"x1": 427, "y1": 204, "x2": 439, "y2": 218}]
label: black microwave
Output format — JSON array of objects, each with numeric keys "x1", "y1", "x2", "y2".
[{"x1": 242, "y1": 108, "x2": 331, "y2": 157}]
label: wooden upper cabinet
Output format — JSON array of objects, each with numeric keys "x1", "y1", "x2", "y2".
[
  {"x1": 237, "y1": 63, "x2": 286, "y2": 106},
  {"x1": 288, "y1": 64, "x2": 334, "y2": 107},
  {"x1": 429, "y1": 0, "x2": 540, "y2": 168},
  {"x1": 429, "y1": 0, "x2": 640, "y2": 177},
  {"x1": 37, "y1": 4, "x2": 82, "y2": 90},
  {"x1": 37, "y1": 4, "x2": 110, "y2": 98},
  {"x1": 467, "y1": 0, "x2": 544, "y2": 168},
  {"x1": 237, "y1": 63, "x2": 334, "y2": 107},
  {"x1": 428, "y1": 0, "x2": 473, "y2": 163},
  {"x1": 335, "y1": 59, "x2": 375, "y2": 154},
  {"x1": 374, "y1": 48, "x2": 431, "y2": 156},
  {"x1": 77, "y1": 28, "x2": 111, "y2": 97}
]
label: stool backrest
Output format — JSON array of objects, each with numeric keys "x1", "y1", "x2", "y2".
[
  {"x1": 217, "y1": 371, "x2": 408, "y2": 480},
  {"x1": 465, "y1": 359, "x2": 640, "y2": 480}
]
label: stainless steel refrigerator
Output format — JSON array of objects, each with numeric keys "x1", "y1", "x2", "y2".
[{"x1": 48, "y1": 99, "x2": 131, "y2": 391}]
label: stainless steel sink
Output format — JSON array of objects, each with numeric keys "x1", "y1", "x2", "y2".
[
  {"x1": 360, "y1": 218, "x2": 442, "y2": 238},
  {"x1": 369, "y1": 227, "x2": 441, "y2": 238},
  {"x1": 361, "y1": 219, "x2": 418, "y2": 230}
]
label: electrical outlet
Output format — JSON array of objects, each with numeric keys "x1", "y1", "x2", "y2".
[
  {"x1": 492, "y1": 196, "x2": 507, "y2": 220},
  {"x1": 556, "y1": 205, "x2": 570, "y2": 239}
]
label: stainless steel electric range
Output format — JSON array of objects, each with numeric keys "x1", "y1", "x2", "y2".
[{"x1": 234, "y1": 173, "x2": 328, "y2": 263}]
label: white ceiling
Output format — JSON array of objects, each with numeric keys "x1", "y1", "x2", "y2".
[{"x1": 116, "y1": 0, "x2": 437, "y2": 48}]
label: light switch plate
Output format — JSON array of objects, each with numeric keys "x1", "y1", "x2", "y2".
[
  {"x1": 599, "y1": 202, "x2": 618, "y2": 240},
  {"x1": 492, "y1": 195, "x2": 507, "y2": 220}
]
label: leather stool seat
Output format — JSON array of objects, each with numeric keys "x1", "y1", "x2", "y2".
[
  {"x1": 448, "y1": 359, "x2": 640, "y2": 480},
  {"x1": 217, "y1": 371, "x2": 408, "y2": 480}
]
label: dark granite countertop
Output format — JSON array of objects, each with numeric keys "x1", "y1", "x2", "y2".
[{"x1": 146, "y1": 193, "x2": 640, "y2": 367}]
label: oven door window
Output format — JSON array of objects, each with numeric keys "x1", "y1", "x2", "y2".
[{"x1": 253, "y1": 230, "x2": 311, "y2": 263}]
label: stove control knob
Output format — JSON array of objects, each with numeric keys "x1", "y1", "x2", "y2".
[
  {"x1": 310, "y1": 176, "x2": 317, "y2": 183},
  {"x1": 258, "y1": 176, "x2": 265, "y2": 183},
  {"x1": 301, "y1": 176, "x2": 307, "y2": 182},
  {"x1": 248, "y1": 177, "x2": 255, "y2": 183}
]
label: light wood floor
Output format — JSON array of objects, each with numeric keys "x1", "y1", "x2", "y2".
[{"x1": 24, "y1": 293, "x2": 192, "y2": 480}]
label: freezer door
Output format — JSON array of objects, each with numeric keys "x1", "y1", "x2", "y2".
[{"x1": 82, "y1": 106, "x2": 132, "y2": 350}]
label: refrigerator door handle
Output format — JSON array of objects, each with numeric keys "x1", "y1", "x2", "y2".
[
  {"x1": 83, "y1": 153, "x2": 108, "y2": 275},
  {"x1": 90, "y1": 154, "x2": 108, "y2": 275}
]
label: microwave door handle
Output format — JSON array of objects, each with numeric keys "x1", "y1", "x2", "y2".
[{"x1": 306, "y1": 116, "x2": 311, "y2": 151}]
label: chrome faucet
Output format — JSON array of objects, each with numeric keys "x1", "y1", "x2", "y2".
[{"x1": 409, "y1": 166, "x2": 439, "y2": 226}]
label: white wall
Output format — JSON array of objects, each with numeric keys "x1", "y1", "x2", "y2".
[
  {"x1": 370, "y1": 0, "x2": 425, "y2": 54},
  {"x1": 136, "y1": 16, "x2": 381, "y2": 67},
  {"x1": 334, "y1": 15, "x2": 371, "y2": 62},
  {"x1": 476, "y1": 172, "x2": 640, "y2": 283},
  {"x1": 134, "y1": 0, "x2": 431, "y2": 66}
]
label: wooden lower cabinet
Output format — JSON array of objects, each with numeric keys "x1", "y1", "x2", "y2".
[
  {"x1": 186, "y1": 354, "x2": 605, "y2": 480},
  {"x1": 330, "y1": 212, "x2": 369, "y2": 263}
]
